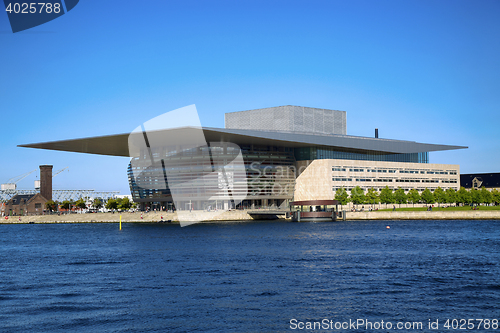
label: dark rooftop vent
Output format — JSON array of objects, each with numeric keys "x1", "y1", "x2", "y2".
[{"x1": 375, "y1": 128, "x2": 379, "y2": 138}]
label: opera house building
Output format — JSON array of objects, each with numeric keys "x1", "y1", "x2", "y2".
[{"x1": 20, "y1": 105, "x2": 466, "y2": 211}]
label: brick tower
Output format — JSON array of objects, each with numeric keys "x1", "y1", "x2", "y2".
[{"x1": 39, "y1": 165, "x2": 53, "y2": 201}]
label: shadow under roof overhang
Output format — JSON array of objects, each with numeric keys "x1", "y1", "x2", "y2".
[{"x1": 18, "y1": 127, "x2": 467, "y2": 157}]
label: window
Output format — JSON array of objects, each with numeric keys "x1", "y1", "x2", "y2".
[
  {"x1": 333, "y1": 186, "x2": 354, "y2": 191},
  {"x1": 332, "y1": 178, "x2": 353, "y2": 182},
  {"x1": 400, "y1": 170, "x2": 419, "y2": 174},
  {"x1": 35, "y1": 203, "x2": 41, "y2": 208}
]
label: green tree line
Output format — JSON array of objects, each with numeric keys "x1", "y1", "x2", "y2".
[
  {"x1": 335, "y1": 186, "x2": 500, "y2": 209},
  {"x1": 45, "y1": 197, "x2": 135, "y2": 212}
]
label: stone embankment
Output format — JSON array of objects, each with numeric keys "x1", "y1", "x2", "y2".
[
  {"x1": 0, "y1": 210, "x2": 253, "y2": 224},
  {"x1": 1, "y1": 210, "x2": 499, "y2": 224},
  {"x1": 347, "y1": 210, "x2": 500, "y2": 220}
]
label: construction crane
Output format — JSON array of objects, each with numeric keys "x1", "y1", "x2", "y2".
[
  {"x1": 1, "y1": 170, "x2": 37, "y2": 190},
  {"x1": 53, "y1": 167, "x2": 69, "y2": 177},
  {"x1": 34, "y1": 167, "x2": 69, "y2": 189}
]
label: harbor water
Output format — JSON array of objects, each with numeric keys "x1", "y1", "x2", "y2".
[{"x1": 1, "y1": 220, "x2": 499, "y2": 332}]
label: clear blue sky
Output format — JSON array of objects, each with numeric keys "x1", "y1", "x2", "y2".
[{"x1": 1, "y1": 0, "x2": 499, "y2": 194}]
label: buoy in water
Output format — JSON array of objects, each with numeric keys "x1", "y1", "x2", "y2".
[{"x1": 386, "y1": 226, "x2": 390, "y2": 229}]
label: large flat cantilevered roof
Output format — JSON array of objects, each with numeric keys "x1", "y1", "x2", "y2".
[{"x1": 18, "y1": 127, "x2": 467, "y2": 157}]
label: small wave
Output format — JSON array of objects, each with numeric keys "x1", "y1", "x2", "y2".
[
  {"x1": 252, "y1": 291, "x2": 279, "y2": 297},
  {"x1": 58, "y1": 292, "x2": 82, "y2": 298},
  {"x1": 66, "y1": 260, "x2": 123, "y2": 266},
  {"x1": 487, "y1": 284, "x2": 500, "y2": 290}
]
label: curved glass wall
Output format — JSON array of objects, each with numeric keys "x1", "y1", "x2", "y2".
[{"x1": 128, "y1": 143, "x2": 296, "y2": 210}]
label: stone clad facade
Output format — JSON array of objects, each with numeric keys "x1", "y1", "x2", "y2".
[{"x1": 294, "y1": 159, "x2": 460, "y2": 201}]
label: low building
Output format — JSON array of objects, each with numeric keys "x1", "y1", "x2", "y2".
[
  {"x1": 461, "y1": 173, "x2": 500, "y2": 191},
  {"x1": 3, "y1": 165, "x2": 53, "y2": 216},
  {"x1": 4, "y1": 193, "x2": 48, "y2": 216}
]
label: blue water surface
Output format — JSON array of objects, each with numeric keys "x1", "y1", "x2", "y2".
[{"x1": 0, "y1": 220, "x2": 499, "y2": 332}]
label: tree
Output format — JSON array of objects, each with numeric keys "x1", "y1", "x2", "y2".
[
  {"x1": 75, "y1": 198, "x2": 87, "y2": 211},
  {"x1": 379, "y1": 186, "x2": 394, "y2": 208},
  {"x1": 45, "y1": 200, "x2": 57, "y2": 212},
  {"x1": 60, "y1": 200, "x2": 73, "y2": 211},
  {"x1": 445, "y1": 188, "x2": 457, "y2": 206},
  {"x1": 114, "y1": 197, "x2": 123, "y2": 208},
  {"x1": 93, "y1": 198, "x2": 103, "y2": 210},
  {"x1": 119, "y1": 197, "x2": 132, "y2": 210},
  {"x1": 350, "y1": 186, "x2": 366, "y2": 208},
  {"x1": 421, "y1": 188, "x2": 435, "y2": 205},
  {"x1": 470, "y1": 188, "x2": 482, "y2": 206},
  {"x1": 407, "y1": 189, "x2": 420, "y2": 207},
  {"x1": 366, "y1": 188, "x2": 379, "y2": 207},
  {"x1": 394, "y1": 188, "x2": 407, "y2": 208},
  {"x1": 456, "y1": 187, "x2": 471, "y2": 206},
  {"x1": 491, "y1": 189, "x2": 500, "y2": 205},
  {"x1": 334, "y1": 187, "x2": 349, "y2": 209},
  {"x1": 106, "y1": 199, "x2": 118, "y2": 210},
  {"x1": 433, "y1": 187, "x2": 446, "y2": 208},
  {"x1": 481, "y1": 187, "x2": 492, "y2": 205}
]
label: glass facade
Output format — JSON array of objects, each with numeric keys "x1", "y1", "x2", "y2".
[
  {"x1": 238, "y1": 144, "x2": 295, "y2": 201},
  {"x1": 295, "y1": 147, "x2": 429, "y2": 163},
  {"x1": 128, "y1": 142, "x2": 432, "y2": 209},
  {"x1": 128, "y1": 143, "x2": 296, "y2": 209}
]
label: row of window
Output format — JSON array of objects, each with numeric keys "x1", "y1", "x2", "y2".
[
  {"x1": 333, "y1": 167, "x2": 458, "y2": 175},
  {"x1": 332, "y1": 186, "x2": 456, "y2": 192},
  {"x1": 427, "y1": 171, "x2": 457, "y2": 175},
  {"x1": 333, "y1": 178, "x2": 458, "y2": 183},
  {"x1": 354, "y1": 178, "x2": 394, "y2": 182},
  {"x1": 334, "y1": 167, "x2": 394, "y2": 173},
  {"x1": 333, "y1": 178, "x2": 353, "y2": 182}
]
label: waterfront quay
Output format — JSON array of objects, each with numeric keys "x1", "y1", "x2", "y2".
[{"x1": 1, "y1": 210, "x2": 500, "y2": 223}]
